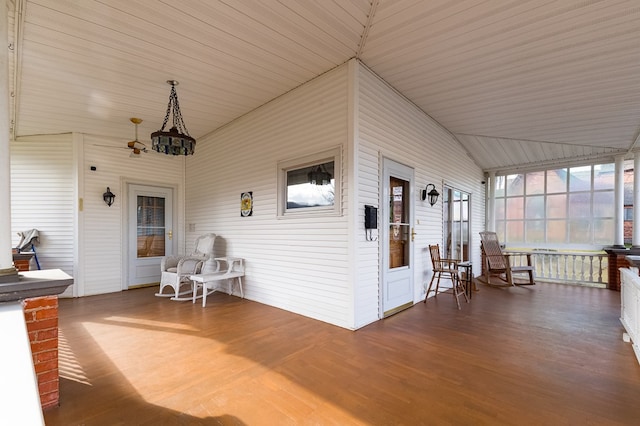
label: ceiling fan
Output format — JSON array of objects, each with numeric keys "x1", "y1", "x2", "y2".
[{"x1": 127, "y1": 117, "x2": 147, "y2": 157}]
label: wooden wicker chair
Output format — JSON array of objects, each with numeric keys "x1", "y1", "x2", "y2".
[
  {"x1": 478, "y1": 231, "x2": 535, "y2": 287},
  {"x1": 424, "y1": 244, "x2": 468, "y2": 309}
]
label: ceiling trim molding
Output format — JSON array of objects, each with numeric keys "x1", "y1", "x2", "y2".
[
  {"x1": 356, "y1": 0, "x2": 379, "y2": 59},
  {"x1": 626, "y1": 128, "x2": 640, "y2": 155},
  {"x1": 486, "y1": 150, "x2": 629, "y2": 176},
  {"x1": 455, "y1": 132, "x2": 624, "y2": 151},
  {"x1": 8, "y1": 0, "x2": 25, "y2": 140}
]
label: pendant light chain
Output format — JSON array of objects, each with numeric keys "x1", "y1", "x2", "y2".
[
  {"x1": 170, "y1": 85, "x2": 191, "y2": 137},
  {"x1": 150, "y1": 80, "x2": 196, "y2": 156}
]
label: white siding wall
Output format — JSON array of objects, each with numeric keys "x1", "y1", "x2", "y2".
[
  {"x1": 355, "y1": 62, "x2": 485, "y2": 327},
  {"x1": 10, "y1": 133, "x2": 184, "y2": 297},
  {"x1": 81, "y1": 134, "x2": 185, "y2": 296},
  {"x1": 186, "y1": 65, "x2": 352, "y2": 328},
  {"x1": 9, "y1": 60, "x2": 485, "y2": 328},
  {"x1": 10, "y1": 135, "x2": 76, "y2": 276}
]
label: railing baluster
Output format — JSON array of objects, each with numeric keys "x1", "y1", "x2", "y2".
[{"x1": 505, "y1": 250, "x2": 606, "y2": 287}]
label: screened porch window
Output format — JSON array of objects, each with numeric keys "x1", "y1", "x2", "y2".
[{"x1": 494, "y1": 162, "x2": 618, "y2": 248}]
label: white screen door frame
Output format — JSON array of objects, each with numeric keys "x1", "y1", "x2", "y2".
[
  {"x1": 126, "y1": 184, "x2": 174, "y2": 289},
  {"x1": 381, "y1": 158, "x2": 415, "y2": 317}
]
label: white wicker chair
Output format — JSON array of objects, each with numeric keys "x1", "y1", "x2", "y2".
[{"x1": 155, "y1": 233, "x2": 216, "y2": 300}]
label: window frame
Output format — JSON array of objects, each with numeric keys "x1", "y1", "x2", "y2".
[
  {"x1": 494, "y1": 162, "x2": 618, "y2": 249},
  {"x1": 277, "y1": 147, "x2": 342, "y2": 218}
]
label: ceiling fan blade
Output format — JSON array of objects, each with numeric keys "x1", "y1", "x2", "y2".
[{"x1": 127, "y1": 140, "x2": 147, "y2": 151}]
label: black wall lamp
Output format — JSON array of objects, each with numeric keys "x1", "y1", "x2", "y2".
[
  {"x1": 103, "y1": 187, "x2": 116, "y2": 207},
  {"x1": 422, "y1": 184, "x2": 440, "y2": 206}
]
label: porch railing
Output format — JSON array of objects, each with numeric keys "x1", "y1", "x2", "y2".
[{"x1": 505, "y1": 250, "x2": 608, "y2": 287}]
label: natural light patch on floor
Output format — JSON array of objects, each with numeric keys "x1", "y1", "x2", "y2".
[
  {"x1": 103, "y1": 316, "x2": 200, "y2": 332},
  {"x1": 58, "y1": 329, "x2": 91, "y2": 386},
  {"x1": 80, "y1": 321, "x2": 358, "y2": 423}
]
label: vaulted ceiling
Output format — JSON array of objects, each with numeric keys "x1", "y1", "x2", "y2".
[{"x1": 6, "y1": 0, "x2": 640, "y2": 173}]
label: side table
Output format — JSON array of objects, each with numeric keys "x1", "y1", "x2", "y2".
[{"x1": 457, "y1": 261, "x2": 474, "y2": 299}]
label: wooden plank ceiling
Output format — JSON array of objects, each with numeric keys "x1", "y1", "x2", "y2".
[{"x1": 6, "y1": 0, "x2": 640, "y2": 173}]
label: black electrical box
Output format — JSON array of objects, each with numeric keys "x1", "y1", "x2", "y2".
[{"x1": 364, "y1": 205, "x2": 378, "y2": 229}]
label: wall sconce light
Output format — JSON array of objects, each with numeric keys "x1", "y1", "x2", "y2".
[
  {"x1": 103, "y1": 187, "x2": 115, "y2": 207},
  {"x1": 421, "y1": 183, "x2": 439, "y2": 206}
]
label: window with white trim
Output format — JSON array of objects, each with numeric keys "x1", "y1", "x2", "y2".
[
  {"x1": 494, "y1": 162, "x2": 616, "y2": 248},
  {"x1": 277, "y1": 147, "x2": 341, "y2": 217}
]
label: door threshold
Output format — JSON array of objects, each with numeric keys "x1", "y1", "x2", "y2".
[{"x1": 383, "y1": 301, "x2": 413, "y2": 318}]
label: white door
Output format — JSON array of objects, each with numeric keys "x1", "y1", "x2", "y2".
[
  {"x1": 127, "y1": 184, "x2": 173, "y2": 288},
  {"x1": 381, "y1": 159, "x2": 415, "y2": 317}
]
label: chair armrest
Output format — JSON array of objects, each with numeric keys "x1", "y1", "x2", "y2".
[
  {"x1": 215, "y1": 257, "x2": 245, "y2": 274},
  {"x1": 177, "y1": 256, "x2": 207, "y2": 274},
  {"x1": 440, "y1": 258, "x2": 459, "y2": 268},
  {"x1": 161, "y1": 255, "x2": 180, "y2": 271}
]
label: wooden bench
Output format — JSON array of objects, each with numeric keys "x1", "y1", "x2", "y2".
[{"x1": 190, "y1": 257, "x2": 245, "y2": 307}]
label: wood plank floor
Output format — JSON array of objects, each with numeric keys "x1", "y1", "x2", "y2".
[{"x1": 44, "y1": 283, "x2": 640, "y2": 425}]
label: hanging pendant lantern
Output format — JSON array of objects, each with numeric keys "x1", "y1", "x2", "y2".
[{"x1": 150, "y1": 80, "x2": 196, "y2": 156}]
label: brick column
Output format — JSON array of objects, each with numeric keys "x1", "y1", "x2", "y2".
[
  {"x1": 23, "y1": 296, "x2": 59, "y2": 410},
  {"x1": 605, "y1": 248, "x2": 640, "y2": 291}
]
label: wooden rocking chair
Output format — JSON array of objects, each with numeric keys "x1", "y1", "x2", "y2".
[{"x1": 478, "y1": 232, "x2": 535, "y2": 287}]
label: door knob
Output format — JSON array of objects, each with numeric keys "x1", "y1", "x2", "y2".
[
  {"x1": 411, "y1": 228, "x2": 416, "y2": 242},
  {"x1": 168, "y1": 230, "x2": 173, "y2": 240}
]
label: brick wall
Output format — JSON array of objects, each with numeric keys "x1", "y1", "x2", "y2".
[
  {"x1": 23, "y1": 296, "x2": 59, "y2": 410},
  {"x1": 605, "y1": 248, "x2": 640, "y2": 292}
]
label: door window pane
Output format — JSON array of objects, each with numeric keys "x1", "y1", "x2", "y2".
[
  {"x1": 137, "y1": 196, "x2": 165, "y2": 258},
  {"x1": 389, "y1": 176, "x2": 409, "y2": 269}
]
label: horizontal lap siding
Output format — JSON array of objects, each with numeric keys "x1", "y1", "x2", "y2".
[
  {"x1": 82, "y1": 135, "x2": 184, "y2": 296},
  {"x1": 356, "y1": 64, "x2": 485, "y2": 325},
  {"x1": 10, "y1": 135, "x2": 75, "y2": 276},
  {"x1": 353, "y1": 141, "x2": 381, "y2": 328},
  {"x1": 186, "y1": 65, "x2": 351, "y2": 328}
]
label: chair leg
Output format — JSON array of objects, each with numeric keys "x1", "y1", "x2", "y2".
[
  {"x1": 202, "y1": 284, "x2": 207, "y2": 307},
  {"x1": 451, "y1": 274, "x2": 469, "y2": 310},
  {"x1": 424, "y1": 273, "x2": 440, "y2": 303},
  {"x1": 192, "y1": 281, "x2": 203, "y2": 304},
  {"x1": 453, "y1": 281, "x2": 461, "y2": 310},
  {"x1": 237, "y1": 277, "x2": 244, "y2": 298}
]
